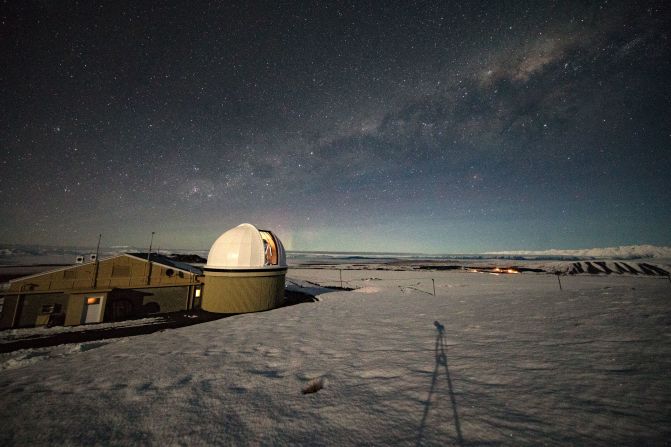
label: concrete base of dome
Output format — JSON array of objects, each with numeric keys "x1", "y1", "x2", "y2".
[{"x1": 201, "y1": 268, "x2": 286, "y2": 313}]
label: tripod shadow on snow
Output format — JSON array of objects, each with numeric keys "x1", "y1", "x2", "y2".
[{"x1": 417, "y1": 321, "x2": 464, "y2": 447}]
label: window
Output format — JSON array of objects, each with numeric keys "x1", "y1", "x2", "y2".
[
  {"x1": 40, "y1": 303, "x2": 62, "y2": 314},
  {"x1": 41, "y1": 304, "x2": 54, "y2": 314},
  {"x1": 87, "y1": 297, "x2": 100, "y2": 305}
]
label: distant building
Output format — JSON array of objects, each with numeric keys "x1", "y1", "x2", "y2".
[{"x1": 0, "y1": 253, "x2": 202, "y2": 329}]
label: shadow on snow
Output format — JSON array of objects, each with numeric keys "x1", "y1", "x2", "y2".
[{"x1": 417, "y1": 320, "x2": 464, "y2": 447}]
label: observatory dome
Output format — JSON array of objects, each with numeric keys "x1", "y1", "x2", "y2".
[{"x1": 205, "y1": 223, "x2": 286, "y2": 269}]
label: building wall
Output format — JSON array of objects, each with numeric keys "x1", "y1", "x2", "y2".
[
  {"x1": 7, "y1": 255, "x2": 198, "y2": 294},
  {"x1": 8, "y1": 264, "x2": 95, "y2": 292},
  {"x1": 202, "y1": 270, "x2": 285, "y2": 313},
  {"x1": 137, "y1": 286, "x2": 190, "y2": 314},
  {"x1": 105, "y1": 286, "x2": 190, "y2": 321},
  {"x1": 65, "y1": 294, "x2": 86, "y2": 326},
  {"x1": 0, "y1": 295, "x2": 19, "y2": 329},
  {"x1": 17, "y1": 292, "x2": 69, "y2": 328}
]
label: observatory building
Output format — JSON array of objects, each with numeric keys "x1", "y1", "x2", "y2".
[{"x1": 202, "y1": 223, "x2": 287, "y2": 313}]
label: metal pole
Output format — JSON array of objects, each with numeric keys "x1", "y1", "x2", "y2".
[
  {"x1": 92, "y1": 233, "x2": 102, "y2": 288},
  {"x1": 432, "y1": 278, "x2": 436, "y2": 296},
  {"x1": 147, "y1": 231, "x2": 155, "y2": 285},
  {"x1": 147, "y1": 231, "x2": 155, "y2": 262}
]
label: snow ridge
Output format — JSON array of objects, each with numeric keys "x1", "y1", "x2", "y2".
[{"x1": 487, "y1": 244, "x2": 671, "y2": 260}]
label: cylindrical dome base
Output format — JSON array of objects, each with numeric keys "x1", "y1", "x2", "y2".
[{"x1": 201, "y1": 269, "x2": 286, "y2": 313}]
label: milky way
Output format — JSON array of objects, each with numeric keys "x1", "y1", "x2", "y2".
[{"x1": 1, "y1": 1, "x2": 670, "y2": 252}]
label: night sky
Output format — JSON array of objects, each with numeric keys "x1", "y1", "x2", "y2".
[{"x1": 2, "y1": 1, "x2": 670, "y2": 253}]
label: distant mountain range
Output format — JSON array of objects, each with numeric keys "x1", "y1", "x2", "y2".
[{"x1": 486, "y1": 245, "x2": 671, "y2": 260}]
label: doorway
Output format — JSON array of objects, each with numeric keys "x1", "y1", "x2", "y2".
[
  {"x1": 83, "y1": 296, "x2": 104, "y2": 324},
  {"x1": 259, "y1": 231, "x2": 278, "y2": 265}
]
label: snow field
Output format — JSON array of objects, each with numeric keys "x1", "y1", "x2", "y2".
[{"x1": 0, "y1": 269, "x2": 669, "y2": 445}]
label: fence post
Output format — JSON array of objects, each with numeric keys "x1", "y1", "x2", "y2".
[
  {"x1": 556, "y1": 274, "x2": 562, "y2": 290},
  {"x1": 432, "y1": 278, "x2": 436, "y2": 296}
]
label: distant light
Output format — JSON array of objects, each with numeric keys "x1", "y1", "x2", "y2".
[{"x1": 195, "y1": 287, "x2": 202, "y2": 298}]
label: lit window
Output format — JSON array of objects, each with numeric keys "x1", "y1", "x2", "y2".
[
  {"x1": 194, "y1": 287, "x2": 201, "y2": 298},
  {"x1": 87, "y1": 297, "x2": 100, "y2": 305}
]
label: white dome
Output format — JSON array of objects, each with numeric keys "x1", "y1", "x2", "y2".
[{"x1": 205, "y1": 223, "x2": 287, "y2": 269}]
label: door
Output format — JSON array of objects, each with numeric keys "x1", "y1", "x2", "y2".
[{"x1": 83, "y1": 296, "x2": 104, "y2": 324}]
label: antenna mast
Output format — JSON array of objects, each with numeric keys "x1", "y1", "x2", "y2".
[
  {"x1": 146, "y1": 231, "x2": 155, "y2": 284},
  {"x1": 92, "y1": 233, "x2": 102, "y2": 288}
]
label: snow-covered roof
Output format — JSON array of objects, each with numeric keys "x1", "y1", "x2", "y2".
[
  {"x1": 125, "y1": 253, "x2": 203, "y2": 275},
  {"x1": 205, "y1": 223, "x2": 286, "y2": 269}
]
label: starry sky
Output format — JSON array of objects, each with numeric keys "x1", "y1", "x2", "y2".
[{"x1": 1, "y1": 1, "x2": 670, "y2": 253}]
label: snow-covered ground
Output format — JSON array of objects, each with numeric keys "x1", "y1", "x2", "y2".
[
  {"x1": 1, "y1": 269, "x2": 670, "y2": 445},
  {"x1": 0, "y1": 317, "x2": 166, "y2": 345}
]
